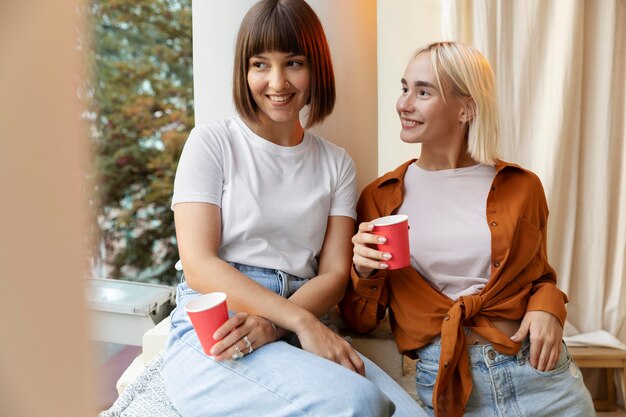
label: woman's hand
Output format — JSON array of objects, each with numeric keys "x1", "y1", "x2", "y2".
[
  {"x1": 209, "y1": 312, "x2": 279, "y2": 361},
  {"x1": 510, "y1": 310, "x2": 563, "y2": 371},
  {"x1": 352, "y1": 222, "x2": 391, "y2": 277},
  {"x1": 295, "y1": 317, "x2": 365, "y2": 376}
]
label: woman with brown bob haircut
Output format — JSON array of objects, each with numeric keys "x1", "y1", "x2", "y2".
[
  {"x1": 161, "y1": 1, "x2": 428, "y2": 416},
  {"x1": 232, "y1": 0, "x2": 335, "y2": 128}
]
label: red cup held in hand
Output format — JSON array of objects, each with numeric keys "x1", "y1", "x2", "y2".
[
  {"x1": 371, "y1": 214, "x2": 410, "y2": 270},
  {"x1": 184, "y1": 292, "x2": 229, "y2": 356}
]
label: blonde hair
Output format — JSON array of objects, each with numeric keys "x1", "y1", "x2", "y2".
[{"x1": 414, "y1": 42, "x2": 500, "y2": 165}]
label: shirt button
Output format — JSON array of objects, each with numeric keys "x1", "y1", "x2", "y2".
[
  {"x1": 443, "y1": 314, "x2": 450, "y2": 321},
  {"x1": 494, "y1": 261, "x2": 501, "y2": 268},
  {"x1": 370, "y1": 285, "x2": 377, "y2": 291},
  {"x1": 491, "y1": 186, "x2": 496, "y2": 191},
  {"x1": 443, "y1": 361, "x2": 450, "y2": 368},
  {"x1": 488, "y1": 350, "x2": 496, "y2": 360},
  {"x1": 490, "y1": 221, "x2": 497, "y2": 227}
]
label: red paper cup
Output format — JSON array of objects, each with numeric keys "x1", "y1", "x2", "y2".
[
  {"x1": 184, "y1": 292, "x2": 228, "y2": 356},
  {"x1": 371, "y1": 214, "x2": 410, "y2": 270}
]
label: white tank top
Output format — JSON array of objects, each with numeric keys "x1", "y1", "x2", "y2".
[{"x1": 397, "y1": 162, "x2": 496, "y2": 300}]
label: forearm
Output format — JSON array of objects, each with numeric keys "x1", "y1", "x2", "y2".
[
  {"x1": 288, "y1": 271, "x2": 347, "y2": 318},
  {"x1": 285, "y1": 215, "x2": 353, "y2": 318},
  {"x1": 184, "y1": 256, "x2": 317, "y2": 334}
]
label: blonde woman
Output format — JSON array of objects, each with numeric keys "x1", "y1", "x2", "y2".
[{"x1": 342, "y1": 41, "x2": 595, "y2": 417}]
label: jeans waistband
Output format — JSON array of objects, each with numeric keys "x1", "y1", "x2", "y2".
[
  {"x1": 178, "y1": 261, "x2": 307, "y2": 299},
  {"x1": 417, "y1": 338, "x2": 529, "y2": 366}
]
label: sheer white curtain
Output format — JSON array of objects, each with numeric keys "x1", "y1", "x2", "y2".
[{"x1": 441, "y1": 0, "x2": 626, "y2": 344}]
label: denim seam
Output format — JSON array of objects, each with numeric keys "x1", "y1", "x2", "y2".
[{"x1": 500, "y1": 364, "x2": 523, "y2": 417}]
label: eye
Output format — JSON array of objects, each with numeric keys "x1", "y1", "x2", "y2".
[
  {"x1": 418, "y1": 89, "x2": 430, "y2": 97},
  {"x1": 286, "y1": 60, "x2": 305, "y2": 68},
  {"x1": 250, "y1": 61, "x2": 267, "y2": 70},
  {"x1": 401, "y1": 86, "x2": 408, "y2": 93}
]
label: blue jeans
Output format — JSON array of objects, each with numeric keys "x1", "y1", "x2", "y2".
[
  {"x1": 162, "y1": 263, "x2": 427, "y2": 417},
  {"x1": 414, "y1": 340, "x2": 596, "y2": 417}
]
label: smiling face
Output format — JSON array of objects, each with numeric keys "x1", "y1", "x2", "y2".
[
  {"x1": 247, "y1": 51, "x2": 311, "y2": 128},
  {"x1": 396, "y1": 52, "x2": 467, "y2": 147}
]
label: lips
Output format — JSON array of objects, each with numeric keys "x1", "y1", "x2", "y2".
[
  {"x1": 400, "y1": 118, "x2": 423, "y2": 128},
  {"x1": 267, "y1": 93, "x2": 295, "y2": 104}
]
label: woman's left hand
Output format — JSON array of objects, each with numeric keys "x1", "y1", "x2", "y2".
[
  {"x1": 510, "y1": 310, "x2": 563, "y2": 371},
  {"x1": 209, "y1": 312, "x2": 279, "y2": 361}
]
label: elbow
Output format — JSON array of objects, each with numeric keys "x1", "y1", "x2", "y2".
[
  {"x1": 178, "y1": 256, "x2": 220, "y2": 292},
  {"x1": 339, "y1": 299, "x2": 375, "y2": 334}
]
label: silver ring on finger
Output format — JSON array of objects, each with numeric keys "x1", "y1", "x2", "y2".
[
  {"x1": 243, "y1": 336, "x2": 253, "y2": 354},
  {"x1": 232, "y1": 344, "x2": 244, "y2": 360},
  {"x1": 243, "y1": 336, "x2": 252, "y2": 348}
]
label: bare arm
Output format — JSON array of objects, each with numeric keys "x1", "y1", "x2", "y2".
[
  {"x1": 175, "y1": 203, "x2": 364, "y2": 374},
  {"x1": 286, "y1": 215, "x2": 354, "y2": 317},
  {"x1": 174, "y1": 202, "x2": 316, "y2": 333}
]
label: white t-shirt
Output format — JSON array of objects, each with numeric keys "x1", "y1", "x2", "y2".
[
  {"x1": 172, "y1": 117, "x2": 357, "y2": 278},
  {"x1": 397, "y1": 162, "x2": 496, "y2": 300}
]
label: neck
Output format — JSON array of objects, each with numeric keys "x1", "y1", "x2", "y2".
[
  {"x1": 416, "y1": 142, "x2": 478, "y2": 171},
  {"x1": 244, "y1": 114, "x2": 304, "y2": 147}
]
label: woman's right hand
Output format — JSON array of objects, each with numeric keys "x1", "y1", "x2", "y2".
[
  {"x1": 295, "y1": 317, "x2": 365, "y2": 376},
  {"x1": 351, "y1": 222, "x2": 391, "y2": 278},
  {"x1": 209, "y1": 312, "x2": 279, "y2": 361}
]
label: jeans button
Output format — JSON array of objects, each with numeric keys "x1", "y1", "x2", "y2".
[{"x1": 487, "y1": 350, "x2": 496, "y2": 360}]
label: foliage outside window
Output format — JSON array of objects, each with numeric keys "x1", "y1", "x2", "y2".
[{"x1": 85, "y1": 0, "x2": 193, "y2": 285}]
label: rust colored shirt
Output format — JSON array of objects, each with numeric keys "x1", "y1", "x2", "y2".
[{"x1": 340, "y1": 159, "x2": 568, "y2": 417}]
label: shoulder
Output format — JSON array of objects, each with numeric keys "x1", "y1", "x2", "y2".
[
  {"x1": 495, "y1": 160, "x2": 549, "y2": 211},
  {"x1": 357, "y1": 159, "x2": 415, "y2": 215},
  {"x1": 187, "y1": 118, "x2": 237, "y2": 144},
  {"x1": 307, "y1": 133, "x2": 352, "y2": 159},
  {"x1": 496, "y1": 160, "x2": 546, "y2": 190},
  {"x1": 306, "y1": 133, "x2": 356, "y2": 174},
  {"x1": 363, "y1": 159, "x2": 416, "y2": 194}
]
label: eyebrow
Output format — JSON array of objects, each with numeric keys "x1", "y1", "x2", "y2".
[{"x1": 401, "y1": 78, "x2": 437, "y2": 89}]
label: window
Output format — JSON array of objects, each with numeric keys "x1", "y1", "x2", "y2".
[{"x1": 84, "y1": 0, "x2": 193, "y2": 285}]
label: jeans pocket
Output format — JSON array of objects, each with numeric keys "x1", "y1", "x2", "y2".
[
  {"x1": 523, "y1": 341, "x2": 572, "y2": 377},
  {"x1": 415, "y1": 359, "x2": 438, "y2": 409}
]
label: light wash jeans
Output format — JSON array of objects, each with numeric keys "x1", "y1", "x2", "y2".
[
  {"x1": 414, "y1": 339, "x2": 596, "y2": 417},
  {"x1": 162, "y1": 263, "x2": 428, "y2": 417}
]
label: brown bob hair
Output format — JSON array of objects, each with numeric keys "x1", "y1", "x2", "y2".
[{"x1": 233, "y1": 0, "x2": 335, "y2": 128}]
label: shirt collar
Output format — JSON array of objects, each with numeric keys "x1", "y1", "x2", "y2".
[{"x1": 376, "y1": 158, "x2": 524, "y2": 189}]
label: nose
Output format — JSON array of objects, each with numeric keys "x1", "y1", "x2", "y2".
[
  {"x1": 396, "y1": 93, "x2": 413, "y2": 113},
  {"x1": 269, "y1": 68, "x2": 288, "y2": 91}
]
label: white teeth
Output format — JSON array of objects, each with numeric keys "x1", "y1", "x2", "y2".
[
  {"x1": 269, "y1": 95, "x2": 291, "y2": 102},
  {"x1": 403, "y1": 120, "x2": 417, "y2": 127}
]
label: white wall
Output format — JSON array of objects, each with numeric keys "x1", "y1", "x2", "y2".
[
  {"x1": 377, "y1": 0, "x2": 442, "y2": 175},
  {"x1": 192, "y1": 0, "x2": 378, "y2": 191},
  {"x1": 192, "y1": 1, "x2": 446, "y2": 185},
  {"x1": 191, "y1": 1, "x2": 256, "y2": 123}
]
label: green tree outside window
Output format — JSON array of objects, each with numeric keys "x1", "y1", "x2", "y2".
[{"x1": 85, "y1": 0, "x2": 193, "y2": 285}]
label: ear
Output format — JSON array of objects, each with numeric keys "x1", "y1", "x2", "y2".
[{"x1": 458, "y1": 98, "x2": 475, "y2": 123}]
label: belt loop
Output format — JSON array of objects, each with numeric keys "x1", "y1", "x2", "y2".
[
  {"x1": 277, "y1": 270, "x2": 288, "y2": 297},
  {"x1": 516, "y1": 346, "x2": 526, "y2": 365}
]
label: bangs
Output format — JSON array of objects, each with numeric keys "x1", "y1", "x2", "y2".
[{"x1": 244, "y1": 8, "x2": 307, "y2": 57}]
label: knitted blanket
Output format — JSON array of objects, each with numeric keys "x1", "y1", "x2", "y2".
[{"x1": 98, "y1": 354, "x2": 181, "y2": 417}]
